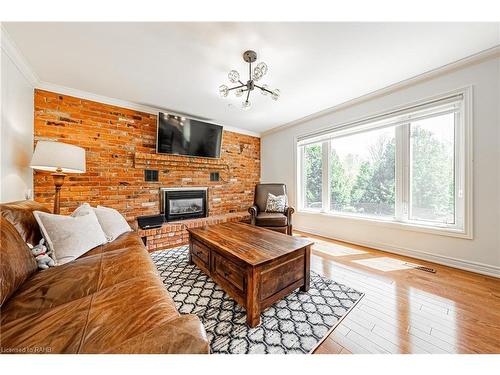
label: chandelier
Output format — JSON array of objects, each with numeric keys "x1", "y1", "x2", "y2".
[{"x1": 218, "y1": 50, "x2": 280, "y2": 110}]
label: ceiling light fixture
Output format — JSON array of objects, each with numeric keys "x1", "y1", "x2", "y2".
[{"x1": 219, "y1": 50, "x2": 280, "y2": 110}]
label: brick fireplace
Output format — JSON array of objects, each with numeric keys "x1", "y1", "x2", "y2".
[
  {"x1": 160, "y1": 187, "x2": 208, "y2": 222},
  {"x1": 33, "y1": 89, "x2": 260, "y2": 249}
]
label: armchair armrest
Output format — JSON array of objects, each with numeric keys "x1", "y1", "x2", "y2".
[{"x1": 248, "y1": 205, "x2": 258, "y2": 225}]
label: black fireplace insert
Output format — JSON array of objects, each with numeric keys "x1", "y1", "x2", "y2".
[{"x1": 160, "y1": 188, "x2": 208, "y2": 222}]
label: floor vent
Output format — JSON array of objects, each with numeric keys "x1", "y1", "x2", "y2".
[{"x1": 405, "y1": 263, "x2": 436, "y2": 273}]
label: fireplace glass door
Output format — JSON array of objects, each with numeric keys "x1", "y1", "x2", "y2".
[
  {"x1": 169, "y1": 198, "x2": 204, "y2": 215},
  {"x1": 161, "y1": 188, "x2": 208, "y2": 222}
]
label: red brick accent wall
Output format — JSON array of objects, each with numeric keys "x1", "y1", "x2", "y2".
[{"x1": 33, "y1": 89, "x2": 260, "y2": 220}]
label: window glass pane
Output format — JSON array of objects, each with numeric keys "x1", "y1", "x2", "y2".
[
  {"x1": 303, "y1": 143, "x2": 323, "y2": 209},
  {"x1": 410, "y1": 113, "x2": 455, "y2": 224},
  {"x1": 329, "y1": 127, "x2": 396, "y2": 218}
]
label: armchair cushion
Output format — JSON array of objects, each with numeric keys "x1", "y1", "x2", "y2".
[{"x1": 255, "y1": 212, "x2": 288, "y2": 227}]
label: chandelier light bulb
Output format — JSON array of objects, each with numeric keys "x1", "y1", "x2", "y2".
[
  {"x1": 256, "y1": 62, "x2": 268, "y2": 76},
  {"x1": 242, "y1": 100, "x2": 252, "y2": 111},
  {"x1": 253, "y1": 67, "x2": 263, "y2": 81},
  {"x1": 261, "y1": 84, "x2": 269, "y2": 96},
  {"x1": 272, "y1": 89, "x2": 280, "y2": 101},
  {"x1": 228, "y1": 70, "x2": 240, "y2": 83},
  {"x1": 235, "y1": 88, "x2": 244, "y2": 97},
  {"x1": 219, "y1": 84, "x2": 229, "y2": 97}
]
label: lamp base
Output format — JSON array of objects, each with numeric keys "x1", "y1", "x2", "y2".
[{"x1": 51, "y1": 171, "x2": 66, "y2": 215}]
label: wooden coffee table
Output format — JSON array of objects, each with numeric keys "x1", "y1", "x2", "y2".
[{"x1": 186, "y1": 222, "x2": 313, "y2": 327}]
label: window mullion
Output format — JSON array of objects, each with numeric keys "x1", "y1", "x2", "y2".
[
  {"x1": 395, "y1": 124, "x2": 410, "y2": 222},
  {"x1": 321, "y1": 141, "x2": 330, "y2": 213},
  {"x1": 298, "y1": 146, "x2": 305, "y2": 210}
]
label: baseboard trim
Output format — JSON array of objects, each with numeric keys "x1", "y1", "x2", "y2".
[{"x1": 296, "y1": 226, "x2": 500, "y2": 278}]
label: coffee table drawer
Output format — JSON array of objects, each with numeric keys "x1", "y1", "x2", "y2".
[
  {"x1": 213, "y1": 253, "x2": 246, "y2": 292},
  {"x1": 191, "y1": 240, "x2": 209, "y2": 266}
]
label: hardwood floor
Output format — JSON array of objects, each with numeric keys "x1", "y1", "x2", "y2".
[{"x1": 292, "y1": 231, "x2": 500, "y2": 354}]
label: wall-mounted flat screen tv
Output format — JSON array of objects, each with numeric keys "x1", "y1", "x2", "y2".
[{"x1": 156, "y1": 112, "x2": 223, "y2": 158}]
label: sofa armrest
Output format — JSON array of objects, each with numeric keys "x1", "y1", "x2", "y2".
[
  {"x1": 104, "y1": 314, "x2": 210, "y2": 354},
  {"x1": 248, "y1": 205, "x2": 258, "y2": 225}
]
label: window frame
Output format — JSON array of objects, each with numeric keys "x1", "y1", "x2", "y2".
[{"x1": 295, "y1": 87, "x2": 473, "y2": 239}]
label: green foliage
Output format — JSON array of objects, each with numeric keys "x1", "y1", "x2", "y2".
[
  {"x1": 330, "y1": 150, "x2": 352, "y2": 209},
  {"x1": 304, "y1": 144, "x2": 322, "y2": 208},
  {"x1": 410, "y1": 126, "x2": 454, "y2": 222},
  {"x1": 304, "y1": 125, "x2": 454, "y2": 222}
]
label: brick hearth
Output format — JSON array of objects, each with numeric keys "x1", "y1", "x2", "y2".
[{"x1": 137, "y1": 211, "x2": 250, "y2": 251}]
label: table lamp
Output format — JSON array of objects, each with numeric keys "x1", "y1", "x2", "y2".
[{"x1": 30, "y1": 141, "x2": 86, "y2": 214}]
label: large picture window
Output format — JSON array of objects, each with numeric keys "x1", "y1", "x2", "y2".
[{"x1": 297, "y1": 90, "x2": 471, "y2": 236}]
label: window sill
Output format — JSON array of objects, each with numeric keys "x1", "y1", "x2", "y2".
[{"x1": 296, "y1": 209, "x2": 472, "y2": 239}]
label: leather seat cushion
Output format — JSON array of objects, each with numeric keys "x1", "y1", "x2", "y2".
[
  {"x1": 80, "y1": 231, "x2": 145, "y2": 258},
  {"x1": 255, "y1": 212, "x2": 288, "y2": 227},
  {"x1": 1, "y1": 242, "x2": 159, "y2": 324},
  {"x1": 0, "y1": 274, "x2": 182, "y2": 353}
]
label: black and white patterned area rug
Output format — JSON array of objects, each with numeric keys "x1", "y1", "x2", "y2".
[{"x1": 151, "y1": 245, "x2": 363, "y2": 354}]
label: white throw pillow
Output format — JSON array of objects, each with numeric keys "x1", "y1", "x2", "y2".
[
  {"x1": 73, "y1": 203, "x2": 132, "y2": 242},
  {"x1": 33, "y1": 209, "x2": 108, "y2": 265},
  {"x1": 95, "y1": 205, "x2": 132, "y2": 242}
]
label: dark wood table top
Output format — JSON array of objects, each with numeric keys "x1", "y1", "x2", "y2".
[{"x1": 187, "y1": 222, "x2": 314, "y2": 266}]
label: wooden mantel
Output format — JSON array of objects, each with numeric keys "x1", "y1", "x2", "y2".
[{"x1": 134, "y1": 152, "x2": 231, "y2": 175}]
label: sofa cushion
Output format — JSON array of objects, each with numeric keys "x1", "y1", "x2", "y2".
[
  {"x1": 0, "y1": 200, "x2": 50, "y2": 246},
  {"x1": 0, "y1": 217, "x2": 38, "y2": 306},
  {"x1": 255, "y1": 212, "x2": 288, "y2": 227},
  {"x1": 74, "y1": 204, "x2": 132, "y2": 242},
  {"x1": 34, "y1": 209, "x2": 108, "y2": 265},
  {"x1": 0, "y1": 274, "x2": 182, "y2": 353},
  {"x1": 1, "y1": 235, "x2": 156, "y2": 324},
  {"x1": 104, "y1": 315, "x2": 210, "y2": 354},
  {"x1": 79, "y1": 231, "x2": 145, "y2": 258}
]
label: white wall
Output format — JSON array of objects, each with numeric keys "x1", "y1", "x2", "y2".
[
  {"x1": 1, "y1": 41, "x2": 34, "y2": 202},
  {"x1": 262, "y1": 55, "x2": 500, "y2": 277}
]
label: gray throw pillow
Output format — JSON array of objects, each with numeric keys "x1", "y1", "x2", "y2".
[{"x1": 265, "y1": 193, "x2": 287, "y2": 213}]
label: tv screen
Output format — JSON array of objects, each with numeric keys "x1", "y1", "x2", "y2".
[{"x1": 156, "y1": 113, "x2": 223, "y2": 158}]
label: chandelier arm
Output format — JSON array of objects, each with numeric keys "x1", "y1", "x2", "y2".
[
  {"x1": 255, "y1": 84, "x2": 274, "y2": 94},
  {"x1": 245, "y1": 89, "x2": 251, "y2": 103},
  {"x1": 227, "y1": 84, "x2": 246, "y2": 91}
]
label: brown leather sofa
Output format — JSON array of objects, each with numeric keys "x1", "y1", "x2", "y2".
[
  {"x1": 248, "y1": 183, "x2": 294, "y2": 235},
  {"x1": 0, "y1": 200, "x2": 210, "y2": 354}
]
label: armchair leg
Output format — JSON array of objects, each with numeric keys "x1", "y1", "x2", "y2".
[{"x1": 287, "y1": 225, "x2": 293, "y2": 236}]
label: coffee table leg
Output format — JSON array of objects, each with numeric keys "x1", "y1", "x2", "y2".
[
  {"x1": 188, "y1": 241, "x2": 193, "y2": 265},
  {"x1": 246, "y1": 267, "x2": 261, "y2": 327},
  {"x1": 300, "y1": 245, "x2": 311, "y2": 292}
]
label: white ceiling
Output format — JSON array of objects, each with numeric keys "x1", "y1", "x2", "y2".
[{"x1": 4, "y1": 22, "x2": 500, "y2": 134}]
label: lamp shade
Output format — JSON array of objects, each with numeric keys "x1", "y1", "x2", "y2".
[{"x1": 30, "y1": 141, "x2": 86, "y2": 173}]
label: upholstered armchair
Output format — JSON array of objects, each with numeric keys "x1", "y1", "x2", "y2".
[{"x1": 248, "y1": 183, "x2": 294, "y2": 235}]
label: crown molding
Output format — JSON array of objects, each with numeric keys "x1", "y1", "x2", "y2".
[
  {"x1": 262, "y1": 45, "x2": 500, "y2": 137},
  {"x1": 0, "y1": 25, "x2": 39, "y2": 86}
]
